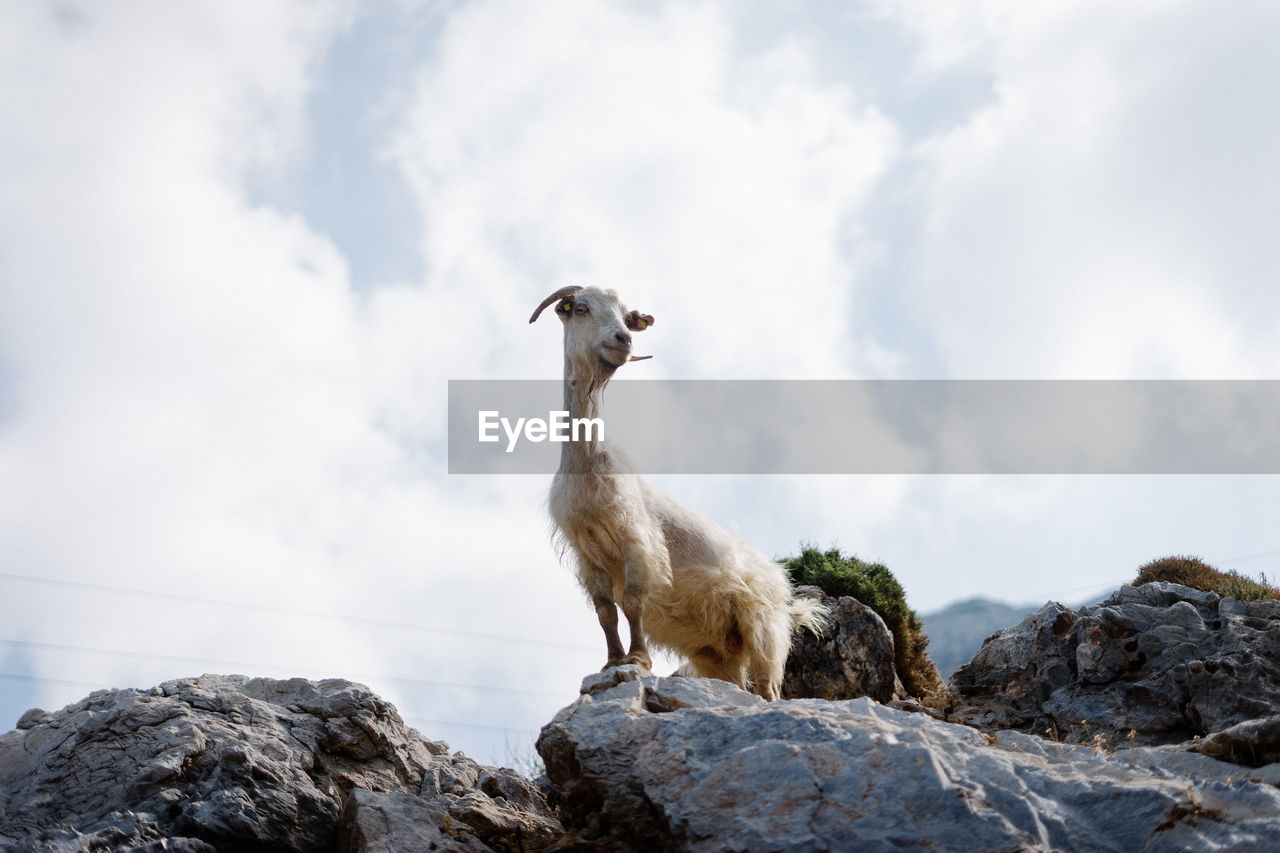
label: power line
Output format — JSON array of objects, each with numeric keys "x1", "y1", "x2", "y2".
[
  {"x1": 407, "y1": 716, "x2": 538, "y2": 736},
  {"x1": 0, "y1": 671, "x2": 113, "y2": 692},
  {"x1": 0, "y1": 570, "x2": 596, "y2": 653},
  {"x1": 0, "y1": 573, "x2": 593, "y2": 741},
  {"x1": 0, "y1": 672, "x2": 545, "y2": 739},
  {"x1": 0, "y1": 639, "x2": 568, "y2": 700},
  {"x1": 1216, "y1": 549, "x2": 1280, "y2": 566}
]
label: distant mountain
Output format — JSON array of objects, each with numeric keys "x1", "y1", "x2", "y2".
[
  {"x1": 922, "y1": 591, "x2": 1118, "y2": 680},
  {"x1": 921, "y1": 598, "x2": 1037, "y2": 680}
]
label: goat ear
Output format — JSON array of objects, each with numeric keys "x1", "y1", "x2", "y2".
[{"x1": 625, "y1": 310, "x2": 654, "y2": 331}]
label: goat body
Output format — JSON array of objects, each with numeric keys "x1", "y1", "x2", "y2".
[{"x1": 530, "y1": 286, "x2": 826, "y2": 700}]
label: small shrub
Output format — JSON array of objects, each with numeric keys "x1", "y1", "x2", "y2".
[
  {"x1": 780, "y1": 545, "x2": 942, "y2": 698},
  {"x1": 1134, "y1": 555, "x2": 1280, "y2": 601}
]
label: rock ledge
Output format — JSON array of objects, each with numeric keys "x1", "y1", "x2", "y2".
[{"x1": 538, "y1": 665, "x2": 1280, "y2": 852}]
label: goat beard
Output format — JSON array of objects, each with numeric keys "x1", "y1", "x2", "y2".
[
  {"x1": 591, "y1": 366, "x2": 619, "y2": 393},
  {"x1": 565, "y1": 362, "x2": 614, "y2": 399},
  {"x1": 567, "y1": 351, "x2": 634, "y2": 398}
]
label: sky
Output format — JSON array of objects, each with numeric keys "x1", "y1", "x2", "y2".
[{"x1": 1, "y1": 0, "x2": 1278, "y2": 766}]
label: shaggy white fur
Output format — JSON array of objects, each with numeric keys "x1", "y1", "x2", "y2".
[{"x1": 530, "y1": 286, "x2": 828, "y2": 700}]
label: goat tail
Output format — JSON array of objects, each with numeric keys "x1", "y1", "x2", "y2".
[{"x1": 787, "y1": 595, "x2": 831, "y2": 638}]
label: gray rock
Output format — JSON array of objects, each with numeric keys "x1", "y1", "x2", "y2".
[
  {"x1": 338, "y1": 790, "x2": 487, "y2": 853},
  {"x1": 922, "y1": 591, "x2": 1119, "y2": 680},
  {"x1": 922, "y1": 597, "x2": 1047, "y2": 679},
  {"x1": 0, "y1": 674, "x2": 561, "y2": 852},
  {"x1": 782, "y1": 589, "x2": 902, "y2": 703},
  {"x1": 537, "y1": 667, "x2": 1280, "y2": 852},
  {"x1": 950, "y1": 582, "x2": 1280, "y2": 752},
  {"x1": 1191, "y1": 714, "x2": 1280, "y2": 768}
]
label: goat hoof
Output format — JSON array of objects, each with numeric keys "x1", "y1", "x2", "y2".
[{"x1": 621, "y1": 652, "x2": 653, "y2": 670}]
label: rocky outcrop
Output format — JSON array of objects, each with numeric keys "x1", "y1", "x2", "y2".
[
  {"x1": 921, "y1": 596, "x2": 1047, "y2": 679},
  {"x1": 782, "y1": 588, "x2": 904, "y2": 702},
  {"x1": 0, "y1": 674, "x2": 561, "y2": 852},
  {"x1": 538, "y1": 665, "x2": 1280, "y2": 852},
  {"x1": 949, "y1": 582, "x2": 1280, "y2": 756},
  {"x1": 6, "y1": 581, "x2": 1279, "y2": 852}
]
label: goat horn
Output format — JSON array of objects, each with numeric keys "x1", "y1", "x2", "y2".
[{"x1": 529, "y1": 286, "x2": 584, "y2": 323}]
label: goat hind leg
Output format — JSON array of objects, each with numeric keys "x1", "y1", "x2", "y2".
[
  {"x1": 618, "y1": 580, "x2": 653, "y2": 671},
  {"x1": 690, "y1": 647, "x2": 747, "y2": 690},
  {"x1": 748, "y1": 656, "x2": 783, "y2": 701},
  {"x1": 748, "y1": 620, "x2": 791, "y2": 702},
  {"x1": 591, "y1": 593, "x2": 627, "y2": 669}
]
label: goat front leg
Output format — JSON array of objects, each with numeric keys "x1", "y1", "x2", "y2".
[
  {"x1": 618, "y1": 560, "x2": 653, "y2": 671},
  {"x1": 591, "y1": 593, "x2": 627, "y2": 669}
]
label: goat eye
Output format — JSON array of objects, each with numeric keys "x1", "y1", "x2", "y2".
[{"x1": 574, "y1": 304, "x2": 588, "y2": 316}]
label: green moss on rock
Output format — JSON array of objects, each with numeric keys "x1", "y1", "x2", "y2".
[{"x1": 780, "y1": 545, "x2": 942, "y2": 698}]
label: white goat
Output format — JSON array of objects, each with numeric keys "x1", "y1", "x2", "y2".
[{"x1": 529, "y1": 285, "x2": 827, "y2": 701}]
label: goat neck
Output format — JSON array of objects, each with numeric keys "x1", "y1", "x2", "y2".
[{"x1": 558, "y1": 336, "x2": 615, "y2": 476}]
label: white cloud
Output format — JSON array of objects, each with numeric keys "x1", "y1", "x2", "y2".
[
  {"x1": 0, "y1": 3, "x2": 653, "y2": 762},
  {"x1": 893, "y1": 0, "x2": 1280, "y2": 377},
  {"x1": 390, "y1": 0, "x2": 899, "y2": 380},
  {"x1": 2, "y1": 1, "x2": 1278, "y2": 767},
  {"x1": 0, "y1": 0, "x2": 377, "y2": 656}
]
